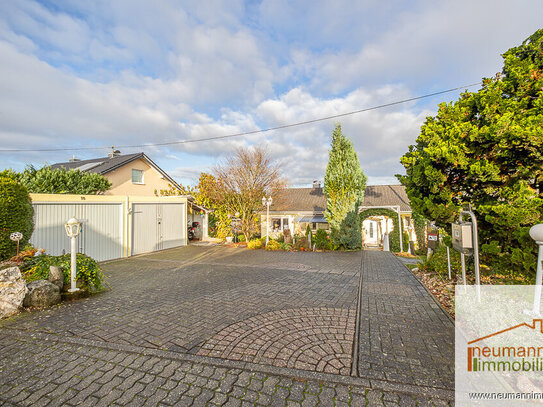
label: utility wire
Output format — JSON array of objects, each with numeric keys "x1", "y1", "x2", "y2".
[{"x1": 0, "y1": 82, "x2": 482, "y2": 153}]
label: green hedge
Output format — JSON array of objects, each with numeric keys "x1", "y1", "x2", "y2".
[{"x1": 0, "y1": 177, "x2": 34, "y2": 260}]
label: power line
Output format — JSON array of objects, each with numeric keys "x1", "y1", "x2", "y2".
[{"x1": 0, "y1": 82, "x2": 481, "y2": 153}]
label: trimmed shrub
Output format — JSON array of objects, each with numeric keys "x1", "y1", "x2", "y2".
[
  {"x1": 419, "y1": 244, "x2": 462, "y2": 278},
  {"x1": 402, "y1": 231, "x2": 410, "y2": 253},
  {"x1": 0, "y1": 177, "x2": 34, "y2": 260},
  {"x1": 265, "y1": 240, "x2": 281, "y2": 251},
  {"x1": 335, "y1": 210, "x2": 362, "y2": 250},
  {"x1": 247, "y1": 238, "x2": 264, "y2": 250},
  {"x1": 305, "y1": 225, "x2": 312, "y2": 240},
  {"x1": 314, "y1": 229, "x2": 332, "y2": 250},
  {"x1": 293, "y1": 236, "x2": 310, "y2": 251},
  {"x1": 279, "y1": 242, "x2": 292, "y2": 251},
  {"x1": 20, "y1": 253, "x2": 105, "y2": 291}
]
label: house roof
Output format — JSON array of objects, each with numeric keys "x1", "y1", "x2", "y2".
[
  {"x1": 270, "y1": 187, "x2": 326, "y2": 212},
  {"x1": 50, "y1": 152, "x2": 181, "y2": 189},
  {"x1": 361, "y1": 185, "x2": 411, "y2": 212},
  {"x1": 267, "y1": 184, "x2": 411, "y2": 213}
]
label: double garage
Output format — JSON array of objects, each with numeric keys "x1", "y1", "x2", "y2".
[{"x1": 30, "y1": 194, "x2": 188, "y2": 262}]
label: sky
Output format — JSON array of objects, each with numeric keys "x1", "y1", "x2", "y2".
[{"x1": 0, "y1": 1, "x2": 541, "y2": 187}]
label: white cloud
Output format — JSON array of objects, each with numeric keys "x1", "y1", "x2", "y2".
[
  {"x1": 0, "y1": 0, "x2": 542, "y2": 188},
  {"x1": 277, "y1": 0, "x2": 543, "y2": 95}
]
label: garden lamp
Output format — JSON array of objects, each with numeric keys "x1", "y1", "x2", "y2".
[
  {"x1": 9, "y1": 232, "x2": 23, "y2": 256},
  {"x1": 64, "y1": 217, "x2": 81, "y2": 292},
  {"x1": 528, "y1": 224, "x2": 543, "y2": 315},
  {"x1": 262, "y1": 196, "x2": 272, "y2": 245}
]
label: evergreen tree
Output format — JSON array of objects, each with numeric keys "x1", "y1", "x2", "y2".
[
  {"x1": 324, "y1": 124, "x2": 367, "y2": 249},
  {"x1": 398, "y1": 29, "x2": 543, "y2": 274}
]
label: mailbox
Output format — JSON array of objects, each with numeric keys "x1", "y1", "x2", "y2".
[
  {"x1": 452, "y1": 222, "x2": 473, "y2": 255},
  {"x1": 427, "y1": 229, "x2": 439, "y2": 249}
]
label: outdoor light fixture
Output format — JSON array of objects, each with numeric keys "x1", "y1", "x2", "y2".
[
  {"x1": 528, "y1": 224, "x2": 543, "y2": 315},
  {"x1": 9, "y1": 232, "x2": 23, "y2": 256},
  {"x1": 64, "y1": 217, "x2": 81, "y2": 293},
  {"x1": 262, "y1": 196, "x2": 272, "y2": 245}
]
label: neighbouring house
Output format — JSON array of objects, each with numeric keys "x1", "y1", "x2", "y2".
[
  {"x1": 51, "y1": 150, "x2": 180, "y2": 197},
  {"x1": 50, "y1": 149, "x2": 209, "y2": 240},
  {"x1": 260, "y1": 182, "x2": 416, "y2": 249}
]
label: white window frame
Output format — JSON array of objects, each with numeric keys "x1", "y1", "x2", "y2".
[
  {"x1": 132, "y1": 169, "x2": 144, "y2": 184},
  {"x1": 271, "y1": 217, "x2": 290, "y2": 232}
]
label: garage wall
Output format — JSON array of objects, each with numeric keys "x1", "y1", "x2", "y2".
[{"x1": 30, "y1": 194, "x2": 188, "y2": 262}]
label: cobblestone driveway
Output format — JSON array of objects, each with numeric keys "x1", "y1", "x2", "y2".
[{"x1": 0, "y1": 246, "x2": 454, "y2": 406}]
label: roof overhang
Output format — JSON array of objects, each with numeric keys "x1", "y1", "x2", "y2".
[{"x1": 294, "y1": 215, "x2": 328, "y2": 223}]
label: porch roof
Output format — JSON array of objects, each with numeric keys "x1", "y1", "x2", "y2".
[{"x1": 294, "y1": 215, "x2": 328, "y2": 223}]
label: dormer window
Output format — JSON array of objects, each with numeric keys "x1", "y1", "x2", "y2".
[{"x1": 132, "y1": 169, "x2": 144, "y2": 184}]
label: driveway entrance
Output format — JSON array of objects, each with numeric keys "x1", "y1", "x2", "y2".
[{"x1": 0, "y1": 246, "x2": 454, "y2": 405}]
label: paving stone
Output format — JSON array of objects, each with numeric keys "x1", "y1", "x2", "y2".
[
  {"x1": 357, "y1": 251, "x2": 454, "y2": 391},
  {"x1": 0, "y1": 246, "x2": 454, "y2": 406}
]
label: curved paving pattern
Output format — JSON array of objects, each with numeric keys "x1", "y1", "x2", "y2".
[
  {"x1": 197, "y1": 307, "x2": 356, "y2": 375},
  {"x1": 0, "y1": 246, "x2": 455, "y2": 405}
]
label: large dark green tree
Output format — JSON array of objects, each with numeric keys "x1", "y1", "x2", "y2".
[
  {"x1": 399, "y1": 29, "x2": 543, "y2": 274},
  {"x1": 1, "y1": 166, "x2": 111, "y2": 195},
  {"x1": 324, "y1": 124, "x2": 367, "y2": 249}
]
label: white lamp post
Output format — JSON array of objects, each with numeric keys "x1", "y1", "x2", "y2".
[
  {"x1": 262, "y1": 196, "x2": 272, "y2": 245},
  {"x1": 528, "y1": 224, "x2": 543, "y2": 315},
  {"x1": 64, "y1": 217, "x2": 81, "y2": 293}
]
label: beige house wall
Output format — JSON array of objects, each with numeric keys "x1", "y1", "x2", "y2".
[
  {"x1": 260, "y1": 212, "x2": 329, "y2": 238},
  {"x1": 103, "y1": 158, "x2": 174, "y2": 196}
]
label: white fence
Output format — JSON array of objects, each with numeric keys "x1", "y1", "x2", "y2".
[{"x1": 30, "y1": 194, "x2": 188, "y2": 262}]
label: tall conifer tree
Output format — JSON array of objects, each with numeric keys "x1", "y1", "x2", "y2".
[{"x1": 324, "y1": 124, "x2": 367, "y2": 249}]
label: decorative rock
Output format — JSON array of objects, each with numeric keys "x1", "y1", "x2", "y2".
[
  {"x1": 23, "y1": 280, "x2": 61, "y2": 308},
  {"x1": 0, "y1": 266, "x2": 28, "y2": 319},
  {"x1": 48, "y1": 266, "x2": 64, "y2": 290}
]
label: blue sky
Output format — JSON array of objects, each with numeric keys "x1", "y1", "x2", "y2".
[{"x1": 0, "y1": 0, "x2": 541, "y2": 187}]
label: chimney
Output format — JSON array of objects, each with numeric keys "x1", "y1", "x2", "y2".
[
  {"x1": 313, "y1": 180, "x2": 321, "y2": 188},
  {"x1": 108, "y1": 147, "x2": 121, "y2": 158}
]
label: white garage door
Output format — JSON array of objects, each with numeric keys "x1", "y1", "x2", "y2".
[
  {"x1": 131, "y1": 203, "x2": 186, "y2": 255},
  {"x1": 31, "y1": 203, "x2": 123, "y2": 262}
]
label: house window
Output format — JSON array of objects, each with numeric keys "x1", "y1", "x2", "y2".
[
  {"x1": 282, "y1": 218, "x2": 289, "y2": 230},
  {"x1": 272, "y1": 217, "x2": 289, "y2": 232},
  {"x1": 132, "y1": 169, "x2": 144, "y2": 184}
]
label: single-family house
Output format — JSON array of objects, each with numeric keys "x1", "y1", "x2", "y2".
[
  {"x1": 51, "y1": 150, "x2": 209, "y2": 240},
  {"x1": 260, "y1": 182, "x2": 415, "y2": 249},
  {"x1": 260, "y1": 181, "x2": 328, "y2": 238}
]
